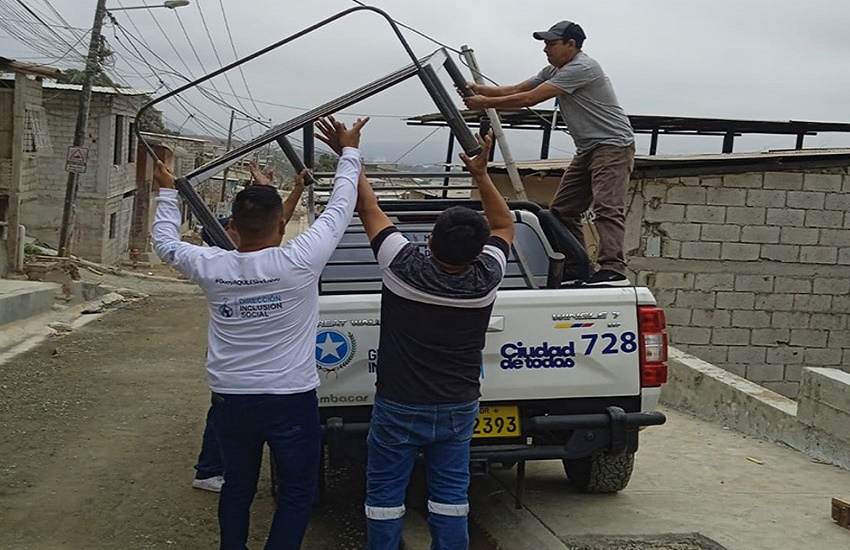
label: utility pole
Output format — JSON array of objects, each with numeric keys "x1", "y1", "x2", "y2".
[
  {"x1": 58, "y1": 0, "x2": 108, "y2": 257},
  {"x1": 219, "y1": 110, "x2": 235, "y2": 202}
]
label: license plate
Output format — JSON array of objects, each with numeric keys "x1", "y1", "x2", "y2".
[{"x1": 473, "y1": 405, "x2": 520, "y2": 438}]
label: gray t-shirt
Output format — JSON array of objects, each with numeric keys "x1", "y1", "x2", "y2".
[{"x1": 526, "y1": 51, "x2": 634, "y2": 154}]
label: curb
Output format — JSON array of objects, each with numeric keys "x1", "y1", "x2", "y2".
[{"x1": 662, "y1": 347, "x2": 850, "y2": 470}]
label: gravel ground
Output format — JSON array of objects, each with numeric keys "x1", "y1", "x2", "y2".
[{"x1": 0, "y1": 292, "x2": 370, "y2": 549}]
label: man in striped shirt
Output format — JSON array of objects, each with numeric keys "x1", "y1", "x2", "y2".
[{"x1": 352, "y1": 133, "x2": 515, "y2": 549}]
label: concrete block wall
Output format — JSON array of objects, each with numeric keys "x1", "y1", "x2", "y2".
[
  {"x1": 629, "y1": 167, "x2": 850, "y2": 398},
  {"x1": 25, "y1": 90, "x2": 142, "y2": 263}
]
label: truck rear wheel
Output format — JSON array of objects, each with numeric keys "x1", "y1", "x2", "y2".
[{"x1": 562, "y1": 452, "x2": 634, "y2": 493}]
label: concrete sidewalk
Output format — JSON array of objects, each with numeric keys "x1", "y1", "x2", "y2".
[
  {"x1": 0, "y1": 279, "x2": 60, "y2": 326},
  {"x1": 475, "y1": 406, "x2": 849, "y2": 550}
]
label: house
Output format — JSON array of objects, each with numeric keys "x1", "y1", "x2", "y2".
[
  {"x1": 0, "y1": 58, "x2": 62, "y2": 276},
  {"x1": 30, "y1": 82, "x2": 148, "y2": 265}
]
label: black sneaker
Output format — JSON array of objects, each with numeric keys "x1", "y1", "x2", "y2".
[
  {"x1": 583, "y1": 269, "x2": 631, "y2": 287},
  {"x1": 559, "y1": 269, "x2": 586, "y2": 287}
]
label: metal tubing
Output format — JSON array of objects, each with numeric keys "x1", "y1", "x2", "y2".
[
  {"x1": 274, "y1": 136, "x2": 316, "y2": 186},
  {"x1": 133, "y1": 5, "x2": 434, "y2": 243},
  {"x1": 460, "y1": 45, "x2": 528, "y2": 200},
  {"x1": 418, "y1": 64, "x2": 482, "y2": 157},
  {"x1": 135, "y1": 5, "x2": 425, "y2": 161},
  {"x1": 175, "y1": 177, "x2": 235, "y2": 249},
  {"x1": 187, "y1": 56, "x2": 435, "y2": 186},
  {"x1": 442, "y1": 54, "x2": 474, "y2": 97}
]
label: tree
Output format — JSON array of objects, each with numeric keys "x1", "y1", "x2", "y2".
[{"x1": 136, "y1": 103, "x2": 173, "y2": 134}]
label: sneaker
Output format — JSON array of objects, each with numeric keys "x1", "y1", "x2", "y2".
[
  {"x1": 583, "y1": 269, "x2": 631, "y2": 287},
  {"x1": 560, "y1": 269, "x2": 586, "y2": 287},
  {"x1": 192, "y1": 475, "x2": 224, "y2": 493}
]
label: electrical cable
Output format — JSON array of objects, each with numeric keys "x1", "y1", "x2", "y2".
[
  {"x1": 217, "y1": 0, "x2": 264, "y2": 120},
  {"x1": 392, "y1": 127, "x2": 441, "y2": 164},
  {"x1": 194, "y1": 0, "x2": 255, "y2": 118}
]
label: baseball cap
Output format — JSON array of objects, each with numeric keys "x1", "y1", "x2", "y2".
[{"x1": 532, "y1": 20, "x2": 587, "y2": 42}]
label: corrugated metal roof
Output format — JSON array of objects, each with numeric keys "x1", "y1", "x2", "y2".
[{"x1": 42, "y1": 81, "x2": 150, "y2": 96}]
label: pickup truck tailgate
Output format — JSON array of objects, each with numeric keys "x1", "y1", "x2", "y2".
[
  {"x1": 315, "y1": 287, "x2": 641, "y2": 405},
  {"x1": 482, "y1": 287, "x2": 640, "y2": 400}
]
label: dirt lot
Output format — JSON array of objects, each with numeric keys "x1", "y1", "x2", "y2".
[{"x1": 0, "y1": 293, "x2": 367, "y2": 549}]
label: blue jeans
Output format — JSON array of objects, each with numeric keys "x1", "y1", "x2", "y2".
[
  {"x1": 211, "y1": 390, "x2": 322, "y2": 550},
  {"x1": 195, "y1": 402, "x2": 224, "y2": 479},
  {"x1": 365, "y1": 396, "x2": 478, "y2": 550}
]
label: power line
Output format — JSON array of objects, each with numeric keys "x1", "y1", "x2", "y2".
[
  {"x1": 349, "y1": 0, "x2": 461, "y2": 55},
  {"x1": 193, "y1": 0, "x2": 254, "y2": 118},
  {"x1": 107, "y1": 17, "x2": 252, "y2": 139},
  {"x1": 105, "y1": 19, "x2": 234, "y2": 137},
  {"x1": 393, "y1": 127, "x2": 442, "y2": 164},
  {"x1": 217, "y1": 0, "x2": 263, "y2": 120},
  {"x1": 172, "y1": 9, "x2": 236, "y2": 126}
]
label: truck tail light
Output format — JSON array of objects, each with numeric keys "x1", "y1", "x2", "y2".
[{"x1": 638, "y1": 306, "x2": 668, "y2": 387}]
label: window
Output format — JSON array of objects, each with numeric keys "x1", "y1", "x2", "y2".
[
  {"x1": 113, "y1": 115, "x2": 124, "y2": 165},
  {"x1": 23, "y1": 107, "x2": 52, "y2": 154},
  {"x1": 108, "y1": 212, "x2": 117, "y2": 239},
  {"x1": 128, "y1": 121, "x2": 136, "y2": 163}
]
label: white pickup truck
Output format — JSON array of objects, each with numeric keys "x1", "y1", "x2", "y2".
[{"x1": 310, "y1": 199, "x2": 667, "y2": 503}]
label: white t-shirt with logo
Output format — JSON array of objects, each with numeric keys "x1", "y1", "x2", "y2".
[{"x1": 152, "y1": 147, "x2": 362, "y2": 395}]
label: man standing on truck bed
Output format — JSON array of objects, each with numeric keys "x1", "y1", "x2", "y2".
[
  {"x1": 152, "y1": 116, "x2": 367, "y2": 550},
  {"x1": 349, "y1": 132, "x2": 514, "y2": 549},
  {"x1": 462, "y1": 20, "x2": 634, "y2": 287}
]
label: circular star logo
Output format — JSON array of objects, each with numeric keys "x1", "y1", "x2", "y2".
[{"x1": 315, "y1": 330, "x2": 356, "y2": 373}]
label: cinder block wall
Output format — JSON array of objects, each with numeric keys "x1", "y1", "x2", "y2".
[
  {"x1": 30, "y1": 91, "x2": 140, "y2": 263},
  {"x1": 627, "y1": 167, "x2": 850, "y2": 398}
]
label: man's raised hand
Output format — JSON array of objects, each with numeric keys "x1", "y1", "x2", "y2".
[
  {"x1": 248, "y1": 159, "x2": 273, "y2": 186},
  {"x1": 315, "y1": 115, "x2": 370, "y2": 154},
  {"x1": 153, "y1": 160, "x2": 176, "y2": 192},
  {"x1": 459, "y1": 132, "x2": 493, "y2": 179}
]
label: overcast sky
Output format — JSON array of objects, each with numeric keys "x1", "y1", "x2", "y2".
[{"x1": 4, "y1": 0, "x2": 850, "y2": 163}]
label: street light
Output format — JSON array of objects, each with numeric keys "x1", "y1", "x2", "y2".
[
  {"x1": 109, "y1": 1, "x2": 190, "y2": 11},
  {"x1": 57, "y1": 0, "x2": 191, "y2": 257}
]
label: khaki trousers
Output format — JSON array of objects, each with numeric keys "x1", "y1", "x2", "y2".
[{"x1": 550, "y1": 143, "x2": 635, "y2": 275}]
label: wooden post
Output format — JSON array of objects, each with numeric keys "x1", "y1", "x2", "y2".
[{"x1": 58, "y1": 0, "x2": 107, "y2": 257}]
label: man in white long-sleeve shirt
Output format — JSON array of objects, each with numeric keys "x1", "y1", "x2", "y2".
[{"x1": 152, "y1": 116, "x2": 368, "y2": 550}]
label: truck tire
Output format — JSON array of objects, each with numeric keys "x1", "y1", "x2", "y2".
[{"x1": 562, "y1": 452, "x2": 634, "y2": 493}]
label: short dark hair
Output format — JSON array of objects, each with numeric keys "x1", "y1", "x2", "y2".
[
  {"x1": 231, "y1": 185, "x2": 282, "y2": 241},
  {"x1": 430, "y1": 206, "x2": 490, "y2": 266}
]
